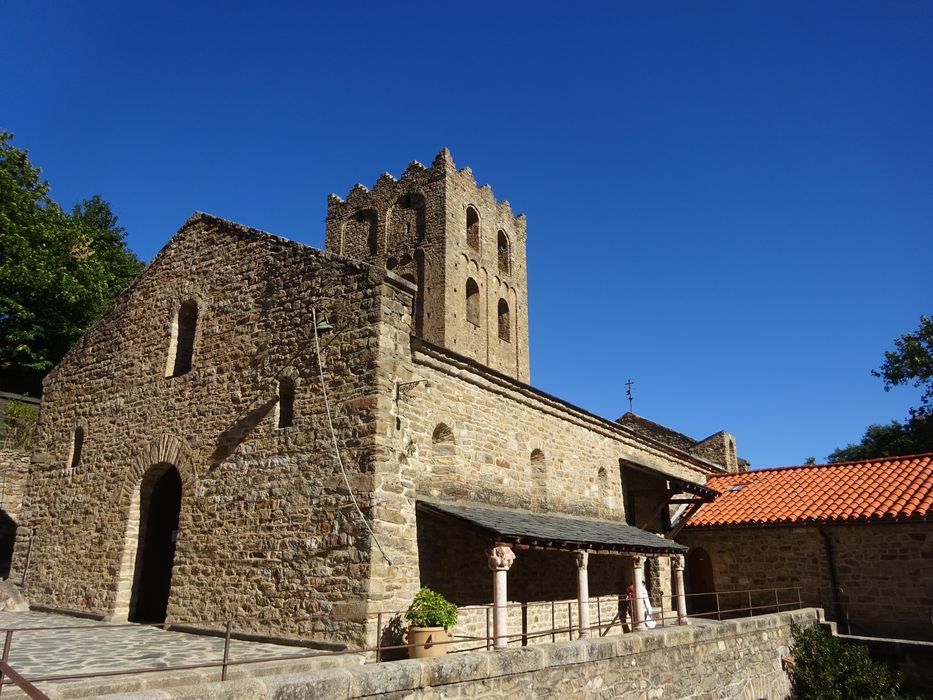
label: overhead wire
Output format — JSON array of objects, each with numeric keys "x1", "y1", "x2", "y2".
[{"x1": 312, "y1": 308, "x2": 393, "y2": 566}]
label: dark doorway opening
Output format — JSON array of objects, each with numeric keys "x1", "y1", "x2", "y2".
[
  {"x1": 129, "y1": 464, "x2": 182, "y2": 623},
  {"x1": 0, "y1": 510, "x2": 16, "y2": 579},
  {"x1": 686, "y1": 547, "x2": 716, "y2": 616}
]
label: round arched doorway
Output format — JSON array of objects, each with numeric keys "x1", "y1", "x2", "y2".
[
  {"x1": 686, "y1": 547, "x2": 717, "y2": 616},
  {"x1": 129, "y1": 463, "x2": 182, "y2": 623}
]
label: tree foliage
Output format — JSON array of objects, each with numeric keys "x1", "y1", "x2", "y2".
[
  {"x1": 873, "y1": 315, "x2": 933, "y2": 414},
  {"x1": 0, "y1": 131, "x2": 144, "y2": 393},
  {"x1": 828, "y1": 316, "x2": 933, "y2": 462},
  {"x1": 0, "y1": 398, "x2": 39, "y2": 450},
  {"x1": 788, "y1": 623, "x2": 916, "y2": 700}
]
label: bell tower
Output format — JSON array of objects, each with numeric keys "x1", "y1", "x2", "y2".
[{"x1": 324, "y1": 149, "x2": 530, "y2": 382}]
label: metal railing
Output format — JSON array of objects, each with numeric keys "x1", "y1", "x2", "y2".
[{"x1": 0, "y1": 586, "x2": 806, "y2": 695}]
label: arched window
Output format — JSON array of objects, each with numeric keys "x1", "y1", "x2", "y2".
[
  {"x1": 278, "y1": 378, "x2": 295, "y2": 429},
  {"x1": 432, "y1": 423, "x2": 455, "y2": 456},
  {"x1": 466, "y1": 278, "x2": 480, "y2": 326},
  {"x1": 531, "y1": 449, "x2": 546, "y2": 506},
  {"x1": 68, "y1": 426, "x2": 84, "y2": 472},
  {"x1": 167, "y1": 300, "x2": 198, "y2": 377},
  {"x1": 432, "y1": 423, "x2": 454, "y2": 444},
  {"x1": 466, "y1": 206, "x2": 480, "y2": 252},
  {"x1": 346, "y1": 209, "x2": 379, "y2": 256},
  {"x1": 497, "y1": 230, "x2": 510, "y2": 274},
  {"x1": 497, "y1": 298, "x2": 510, "y2": 341},
  {"x1": 364, "y1": 211, "x2": 379, "y2": 256}
]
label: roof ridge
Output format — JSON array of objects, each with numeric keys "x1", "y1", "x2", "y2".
[{"x1": 711, "y1": 453, "x2": 933, "y2": 476}]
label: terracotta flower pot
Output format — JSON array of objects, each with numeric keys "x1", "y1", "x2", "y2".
[{"x1": 406, "y1": 625, "x2": 449, "y2": 658}]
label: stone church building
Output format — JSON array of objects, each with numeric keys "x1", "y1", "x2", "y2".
[{"x1": 9, "y1": 150, "x2": 741, "y2": 647}]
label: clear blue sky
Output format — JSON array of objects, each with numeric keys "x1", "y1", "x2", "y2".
[{"x1": 3, "y1": 2, "x2": 931, "y2": 467}]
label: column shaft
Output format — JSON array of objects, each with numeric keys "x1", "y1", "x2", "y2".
[{"x1": 576, "y1": 551, "x2": 590, "y2": 639}]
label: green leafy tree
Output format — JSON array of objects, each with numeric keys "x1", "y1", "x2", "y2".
[
  {"x1": 788, "y1": 623, "x2": 916, "y2": 699},
  {"x1": 0, "y1": 131, "x2": 144, "y2": 393},
  {"x1": 0, "y1": 398, "x2": 39, "y2": 450},
  {"x1": 828, "y1": 316, "x2": 933, "y2": 462},
  {"x1": 873, "y1": 315, "x2": 933, "y2": 415}
]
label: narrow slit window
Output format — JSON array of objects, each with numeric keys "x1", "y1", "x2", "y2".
[
  {"x1": 69, "y1": 426, "x2": 84, "y2": 472},
  {"x1": 167, "y1": 300, "x2": 198, "y2": 377},
  {"x1": 278, "y1": 378, "x2": 295, "y2": 429},
  {"x1": 497, "y1": 298, "x2": 510, "y2": 341},
  {"x1": 466, "y1": 278, "x2": 480, "y2": 326}
]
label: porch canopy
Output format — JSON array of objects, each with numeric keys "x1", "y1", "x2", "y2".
[{"x1": 417, "y1": 500, "x2": 687, "y2": 555}]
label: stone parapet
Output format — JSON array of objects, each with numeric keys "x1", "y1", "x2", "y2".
[{"x1": 88, "y1": 609, "x2": 820, "y2": 699}]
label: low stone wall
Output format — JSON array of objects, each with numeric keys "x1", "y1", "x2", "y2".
[
  {"x1": 841, "y1": 634, "x2": 933, "y2": 697},
  {"x1": 89, "y1": 608, "x2": 820, "y2": 700}
]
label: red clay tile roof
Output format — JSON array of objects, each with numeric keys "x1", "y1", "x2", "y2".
[{"x1": 686, "y1": 454, "x2": 932, "y2": 527}]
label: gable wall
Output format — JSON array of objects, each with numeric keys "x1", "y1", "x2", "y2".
[{"x1": 12, "y1": 216, "x2": 387, "y2": 645}]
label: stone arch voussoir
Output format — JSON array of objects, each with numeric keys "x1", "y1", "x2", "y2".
[{"x1": 123, "y1": 434, "x2": 196, "y2": 500}]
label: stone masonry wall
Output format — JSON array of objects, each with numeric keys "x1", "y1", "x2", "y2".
[
  {"x1": 0, "y1": 447, "x2": 30, "y2": 577},
  {"x1": 0, "y1": 448, "x2": 30, "y2": 526},
  {"x1": 680, "y1": 522, "x2": 932, "y2": 641},
  {"x1": 11, "y1": 214, "x2": 391, "y2": 645},
  {"x1": 441, "y1": 157, "x2": 530, "y2": 383},
  {"x1": 324, "y1": 149, "x2": 530, "y2": 382},
  {"x1": 364, "y1": 277, "x2": 718, "y2": 637},
  {"x1": 112, "y1": 608, "x2": 819, "y2": 700}
]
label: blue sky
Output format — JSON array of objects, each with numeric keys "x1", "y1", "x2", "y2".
[{"x1": 3, "y1": 2, "x2": 931, "y2": 467}]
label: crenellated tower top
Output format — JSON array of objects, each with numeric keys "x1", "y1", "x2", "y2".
[{"x1": 324, "y1": 149, "x2": 530, "y2": 382}]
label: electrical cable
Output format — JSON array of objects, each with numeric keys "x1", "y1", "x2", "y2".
[{"x1": 312, "y1": 308, "x2": 393, "y2": 566}]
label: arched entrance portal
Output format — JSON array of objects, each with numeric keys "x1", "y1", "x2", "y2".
[
  {"x1": 129, "y1": 464, "x2": 182, "y2": 623},
  {"x1": 686, "y1": 547, "x2": 716, "y2": 616}
]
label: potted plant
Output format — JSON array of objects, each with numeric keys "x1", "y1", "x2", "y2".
[{"x1": 404, "y1": 587, "x2": 458, "y2": 658}]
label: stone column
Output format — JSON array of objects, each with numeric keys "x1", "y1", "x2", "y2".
[
  {"x1": 631, "y1": 555, "x2": 647, "y2": 631},
  {"x1": 672, "y1": 554, "x2": 690, "y2": 625},
  {"x1": 576, "y1": 551, "x2": 590, "y2": 639},
  {"x1": 487, "y1": 544, "x2": 516, "y2": 650}
]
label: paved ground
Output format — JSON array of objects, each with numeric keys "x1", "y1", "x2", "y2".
[{"x1": 0, "y1": 610, "x2": 321, "y2": 682}]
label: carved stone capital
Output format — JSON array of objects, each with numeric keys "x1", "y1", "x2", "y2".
[
  {"x1": 486, "y1": 544, "x2": 516, "y2": 572},
  {"x1": 575, "y1": 551, "x2": 589, "y2": 570},
  {"x1": 631, "y1": 554, "x2": 646, "y2": 569},
  {"x1": 672, "y1": 554, "x2": 685, "y2": 571}
]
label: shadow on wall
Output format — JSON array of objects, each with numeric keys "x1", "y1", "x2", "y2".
[{"x1": 208, "y1": 397, "x2": 278, "y2": 470}]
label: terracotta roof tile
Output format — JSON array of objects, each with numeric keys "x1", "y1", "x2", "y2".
[{"x1": 686, "y1": 454, "x2": 933, "y2": 528}]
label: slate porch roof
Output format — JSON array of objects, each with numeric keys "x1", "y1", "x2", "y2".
[
  {"x1": 685, "y1": 453, "x2": 933, "y2": 528},
  {"x1": 418, "y1": 501, "x2": 687, "y2": 555}
]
